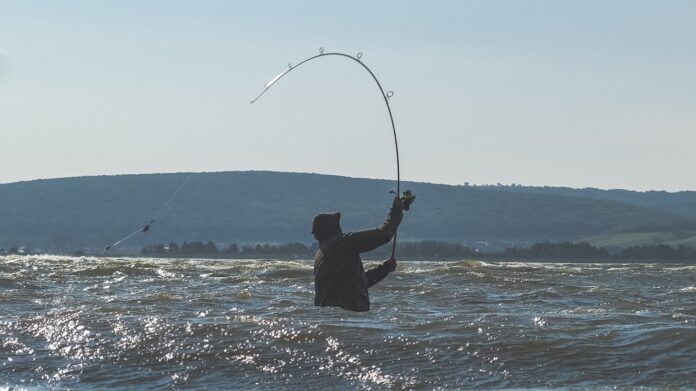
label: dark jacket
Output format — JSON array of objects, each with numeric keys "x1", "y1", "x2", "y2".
[{"x1": 313, "y1": 204, "x2": 402, "y2": 312}]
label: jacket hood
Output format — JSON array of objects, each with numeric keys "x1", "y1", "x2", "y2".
[{"x1": 312, "y1": 212, "x2": 342, "y2": 242}]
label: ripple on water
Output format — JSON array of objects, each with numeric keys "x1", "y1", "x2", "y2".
[{"x1": 1, "y1": 256, "x2": 696, "y2": 389}]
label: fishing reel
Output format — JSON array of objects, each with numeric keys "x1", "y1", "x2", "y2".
[{"x1": 390, "y1": 190, "x2": 416, "y2": 211}]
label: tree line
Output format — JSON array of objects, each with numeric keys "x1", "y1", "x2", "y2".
[
  {"x1": 2, "y1": 240, "x2": 695, "y2": 262},
  {"x1": 140, "y1": 241, "x2": 318, "y2": 258},
  {"x1": 136, "y1": 240, "x2": 696, "y2": 262},
  {"x1": 0, "y1": 246, "x2": 32, "y2": 255}
]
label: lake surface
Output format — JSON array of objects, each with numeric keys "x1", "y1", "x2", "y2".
[{"x1": 1, "y1": 255, "x2": 695, "y2": 389}]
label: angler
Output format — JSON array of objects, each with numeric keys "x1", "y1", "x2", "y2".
[
  {"x1": 312, "y1": 193, "x2": 414, "y2": 312},
  {"x1": 251, "y1": 49, "x2": 416, "y2": 310}
]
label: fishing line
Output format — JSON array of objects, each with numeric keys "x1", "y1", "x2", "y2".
[
  {"x1": 250, "y1": 48, "x2": 403, "y2": 259},
  {"x1": 103, "y1": 174, "x2": 191, "y2": 253}
]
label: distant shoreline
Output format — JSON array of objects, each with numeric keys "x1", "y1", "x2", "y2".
[
  {"x1": 6, "y1": 239, "x2": 696, "y2": 263},
  {"x1": 4, "y1": 252, "x2": 695, "y2": 264}
]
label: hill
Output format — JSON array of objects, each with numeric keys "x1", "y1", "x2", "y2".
[
  {"x1": 0, "y1": 171, "x2": 694, "y2": 252},
  {"x1": 491, "y1": 185, "x2": 696, "y2": 219}
]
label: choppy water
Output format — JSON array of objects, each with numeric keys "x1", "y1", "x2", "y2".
[{"x1": 1, "y1": 256, "x2": 696, "y2": 390}]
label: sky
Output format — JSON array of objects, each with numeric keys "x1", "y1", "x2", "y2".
[{"x1": 1, "y1": 1, "x2": 694, "y2": 191}]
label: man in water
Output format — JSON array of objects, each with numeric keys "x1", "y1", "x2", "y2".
[{"x1": 312, "y1": 196, "x2": 406, "y2": 312}]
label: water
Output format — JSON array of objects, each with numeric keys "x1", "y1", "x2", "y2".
[{"x1": 1, "y1": 256, "x2": 695, "y2": 389}]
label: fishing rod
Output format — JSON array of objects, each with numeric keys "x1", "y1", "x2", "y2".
[
  {"x1": 251, "y1": 48, "x2": 411, "y2": 259},
  {"x1": 103, "y1": 174, "x2": 191, "y2": 253}
]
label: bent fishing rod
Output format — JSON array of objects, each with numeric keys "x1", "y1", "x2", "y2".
[{"x1": 251, "y1": 48, "x2": 411, "y2": 259}]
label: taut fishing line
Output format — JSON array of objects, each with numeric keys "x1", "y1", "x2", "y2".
[
  {"x1": 251, "y1": 48, "x2": 408, "y2": 259},
  {"x1": 103, "y1": 174, "x2": 191, "y2": 253}
]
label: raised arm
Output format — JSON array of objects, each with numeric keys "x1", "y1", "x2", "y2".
[{"x1": 342, "y1": 198, "x2": 403, "y2": 253}]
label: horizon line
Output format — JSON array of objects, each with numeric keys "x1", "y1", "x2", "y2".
[{"x1": 1, "y1": 170, "x2": 694, "y2": 194}]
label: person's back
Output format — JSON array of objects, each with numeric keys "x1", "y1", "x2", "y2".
[{"x1": 313, "y1": 198, "x2": 403, "y2": 312}]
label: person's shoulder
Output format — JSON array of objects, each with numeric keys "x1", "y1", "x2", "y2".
[
  {"x1": 339, "y1": 230, "x2": 362, "y2": 240},
  {"x1": 321, "y1": 234, "x2": 343, "y2": 248},
  {"x1": 337, "y1": 232, "x2": 352, "y2": 243}
]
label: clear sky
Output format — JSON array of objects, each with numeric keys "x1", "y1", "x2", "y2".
[{"x1": 1, "y1": 1, "x2": 694, "y2": 190}]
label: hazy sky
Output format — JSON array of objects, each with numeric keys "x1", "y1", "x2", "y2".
[{"x1": 1, "y1": 1, "x2": 694, "y2": 190}]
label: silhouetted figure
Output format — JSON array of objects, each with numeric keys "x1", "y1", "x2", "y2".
[{"x1": 313, "y1": 197, "x2": 404, "y2": 312}]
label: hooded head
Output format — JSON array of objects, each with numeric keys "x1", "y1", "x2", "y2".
[{"x1": 312, "y1": 212, "x2": 342, "y2": 242}]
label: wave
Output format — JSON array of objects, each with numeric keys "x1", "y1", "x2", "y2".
[{"x1": 2, "y1": 255, "x2": 696, "y2": 389}]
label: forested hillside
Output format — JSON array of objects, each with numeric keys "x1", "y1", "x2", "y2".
[{"x1": 0, "y1": 171, "x2": 693, "y2": 252}]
